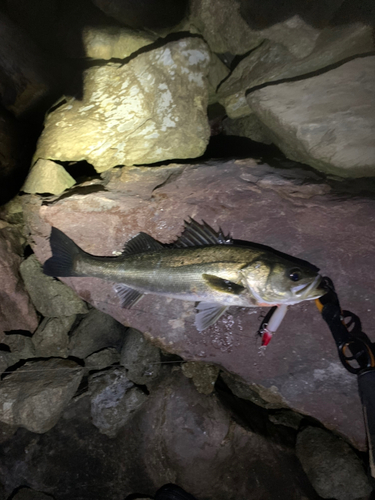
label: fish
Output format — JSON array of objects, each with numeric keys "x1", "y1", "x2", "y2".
[{"x1": 43, "y1": 218, "x2": 325, "y2": 335}]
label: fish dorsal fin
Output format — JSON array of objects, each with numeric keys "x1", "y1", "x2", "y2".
[
  {"x1": 202, "y1": 274, "x2": 245, "y2": 295},
  {"x1": 173, "y1": 218, "x2": 232, "y2": 248},
  {"x1": 123, "y1": 232, "x2": 163, "y2": 255},
  {"x1": 195, "y1": 302, "x2": 228, "y2": 331}
]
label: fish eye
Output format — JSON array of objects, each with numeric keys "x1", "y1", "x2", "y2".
[{"x1": 289, "y1": 268, "x2": 302, "y2": 282}]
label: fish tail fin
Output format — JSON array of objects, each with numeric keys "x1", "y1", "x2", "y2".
[{"x1": 43, "y1": 227, "x2": 83, "y2": 277}]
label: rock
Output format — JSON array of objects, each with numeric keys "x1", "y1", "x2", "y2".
[
  {"x1": 207, "y1": 54, "x2": 230, "y2": 106},
  {"x1": 268, "y1": 410, "x2": 303, "y2": 430},
  {"x1": 22, "y1": 159, "x2": 76, "y2": 196},
  {"x1": 0, "y1": 358, "x2": 83, "y2": 433},
  {"x1": 89, "y1": 367, "x2": 147, "y2": 437},
  {"x1": 11, "y1": 487, "x2": 55, "y2": 500},
  {"x1": 19, "y1": 255, "x2": 88, "y2": 317},
  {"x1": 247, "y1": 56, "x2": 375, "y2": 177},
  {"x1": 32, "y1": 316, "x2": 75, "y2": 358},
  {"x1": 91, "y1": 0, "x2": 189, "y2": 29},
  {"x1": 189, "y1": 0, "x2": 263, "y2": 54},
  {"x1": 34, "y1": 37, "x2": 211, "y2": 172},
  {"x1": 222, "y1": 114, "x2": 273, "y2": 144},
  {"x1": 81, "y1": 25, "x2": 156, "y2": 60},
  {"x1": 23, "y1": 158, "x2": 375, "y2": 449},
  {"x1": 296, "y1": 427, "x2": 372, "y2": 500},
  {"x1": 0, "y1": 224, "x2": 38, "y2": 335},
  {"x1": 0, "y1": 351, "x2": 19, "y2": 377},
  {"x1": 181, "y1": 362, "x2": 219, "y2": 394},
  {"x1": 218, "y1": 24, "x2": 374, "y2": 118},
  {"x1": 2, "y1": 334, "x2": 36, "y2": 360},
  {"x1": 85, "y1": 347, "x2": 120, "y2": 371},
  {"x1": 0, "y1": 12, "x2": 58, "y2": 118},
  {"x1": 69, "y1": 309, "x2": 127, "y2": 359},
  {"x1": 0, "y1": 368, "x2": 320, "y2": 499},
  {"x1": 120, "y1": 328, "x2": 161, "y2": 385}
]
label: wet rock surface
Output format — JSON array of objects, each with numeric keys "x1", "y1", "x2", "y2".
[{"x1": 24, "y1": 159, "x2": 375, "y2": 449}]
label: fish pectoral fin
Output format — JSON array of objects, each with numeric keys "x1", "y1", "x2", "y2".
[
  {"x1": 123, "y1": 232, "x2": 163, "y2": 255},
  {"x1": 195, "y1": 302, "x2": 228, "y2": 331},
  {"x1": 202, "y1": 274, "x2": 245, "y2": 295},
  {"x1": 114, "y1": 284, "x2": 143, "y2": 308}
]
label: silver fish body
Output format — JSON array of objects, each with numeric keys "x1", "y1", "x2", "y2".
[{"x1": 43, "y1": 219, "x2": 324, "y2": 331}]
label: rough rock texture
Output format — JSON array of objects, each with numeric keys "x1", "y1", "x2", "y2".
[
  {"x1": 296, "y1": 427, "x2": 372, "y2": 500},
  {"x1": 0, "y1": 369, "x2": 320, "y2": 499},
  {"x1": 223, "y1": 115, "x2": 273, "y2": 144},
  {"x1": 32, "y1": 316, "x2": 75, "y2": 358},
  {"x1": 0, "y1": 224, "x2": 38, "y2": 335},
  {"x1": 189, "y1": 0, "x2": 263, "y2": 54},
  {"x1": 19, "y1": 255, "x2": 88, "y2": 317},
  {"x1": 120, "y1": 328, "x2": 161, "y2": 385},
  {"x1": 0, "y1": 358, "x2": 83, "y2": 433},
  {"x1": 181, "y1": 361, "x2": 219, "y2": 394},
  {"x1": 34, "y1": 37, "x2": 211, "y2": 172},
  {"x1": 68, "y1": 309, "x2": 127, "y2": 359},
  {"x1": 85, "y1": 347, "x2": 120, "y2": 371},
  {"x1": 23, "y1": 159, "x2": 76, "y2": 196},
  {"x1": 247, "y1": 56, "x2": 375, "y2": 177},
  {"x1": 218, "y1": 24, "x2": 374, "y2": 118},
  {"x1": 23, "y1": 159, "x2": 375, "y2": 449},
  {"x1": 89, "y1": 367, "x2": 148, "y2": 437}
]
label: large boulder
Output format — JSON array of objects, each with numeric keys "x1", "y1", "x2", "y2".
[
  {"x1": 23, "y1": 158, "x2": 375, "y2": 449},
  {"x1": 218, "y1": 24, "x2": 374, "y2": 119},
  {"x1": 247, "y1": 56, "x2": 375, "y2": 177},
  {"x1": 34, "y1": 37, "x2": 211, "y2": 172}
]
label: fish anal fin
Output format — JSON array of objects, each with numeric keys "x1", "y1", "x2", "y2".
[
  {"x1": 195, "y1": 302, "x2": 228, "y2": 331},
  {"x1": 123, "y1": 232, "x2": 163, "y2": 255},
  {"x1": 114, "y1": 283, "x2": 143, "y2": 308},
  {"x1": 202, "y1": 274, "x2": 245, "y2": 295},
  {"x1": 173, "y1": 218, "x2": 232, "y2": 248}
]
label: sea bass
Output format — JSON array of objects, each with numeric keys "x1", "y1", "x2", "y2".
[{"x1": 43, "y1": 219, "x2": 324, "y2": 335}]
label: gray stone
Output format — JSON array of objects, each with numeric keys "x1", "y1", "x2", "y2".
[
  {"x1": 34, "y1": 37, "x2": 211, "y2": 172},
  {"x1": 120, "y1": 328, "x2": 161, "y2": 385},
  {"x1": 69, "y1": 309, "x2": 127, "y2": 359},
  {"x1": 223, "y1": 114, "x2": 273, "y2": 144},
  {"x1": 207, "y1": 54, "x2": 230, "y2": 106},
  {"x1": 218, "y1": 24, "x2": 374, "y2": 118},
  {"x1": 2, "y1": 334, "x2": 36, "y2": 360},
  {"x1": 247, "y1": 56, "x2": 375, "y2": 177},
  {"x1": 85, "y1": 347, "x2": 120, "y2": 371},
  {"x1": 189, "y1": 0, "x2": 263, "y2": 54},
  {"x1": 181, "y1": 361, "x2": 219, "y2": 394},
  {"x1": 23, "y1": 159, "x2": 76, "y2": 196},
  {"x1": 296, "y1": 427, "x2": 372, "y2": 500},
  {"x1": 89, "y1": 367, "x2": 147, "y2": 437},
  {"x1": 19, "y1": 255, "x2": 88, "y2": 317},
  {"x1": 0, "y1": 351, "x2": 19, "y2": 377},
  {"x1": 24, "y1": 159, "x2": 375, "y2": 449},
  {"x1": 268, "y1": 410, "x2": 303, "y2": 430},
  {"x1": 0, "y1": 358, "x2": 83, "y2": 433},
  {"x1": 0, "y1": 222, "x2": 38, "y2": 336},
  {"x1": 81, "y1": 26, "x2": 156, "y2": 60},
  {"x1": 32, "y1": 316, "x2": 75, "y2": 358}
]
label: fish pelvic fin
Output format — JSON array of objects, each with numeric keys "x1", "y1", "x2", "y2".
[
  {"x1": 173, "y1": 218, "x2": 232, "y2": 248},
  {"x1": 202, "y1": 274, "x2": 245, "y2": 295},
  {"x1": 114, "y1": 284, "x2": 144, "y2": 308},
  {"x1": 43, "y1": 227, "x2": 83, "y2": 277},
  {"x1": 195, "y1": 302, "x2": 228, "y2": 331}
]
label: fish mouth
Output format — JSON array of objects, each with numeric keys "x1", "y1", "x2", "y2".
[{"x1": 292, "y1": 274, "x2": 324, "y2": 300}]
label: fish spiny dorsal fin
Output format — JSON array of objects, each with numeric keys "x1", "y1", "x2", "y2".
[
  {"x1": 173, "y1": 218, "x2": 233, "y2": 248},
  {"x1": 123, "y1": 232, "x2": 164, "y2": 255}
]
